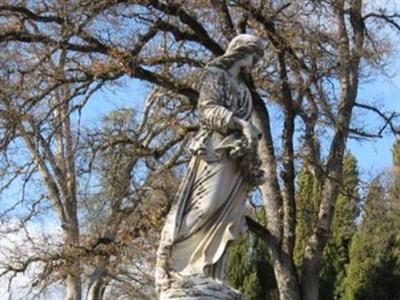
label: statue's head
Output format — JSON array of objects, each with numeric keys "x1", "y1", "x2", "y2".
[
  {"x1": 225, "y1": 34, "x2": 264, "y2": 59},
  {"x1": 208, "y1": 34, "x2": 265, "y2": 71}
]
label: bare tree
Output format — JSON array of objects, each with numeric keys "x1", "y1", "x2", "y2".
[{"x1": 1, "y1": 0, "x2": 399, "y2": 299}]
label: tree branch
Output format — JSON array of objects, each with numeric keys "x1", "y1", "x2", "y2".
[
  {"x1": 0, "y1": 5, "x2": 64, "y2": 24},
  {"x1": 355, "y1": 102, "x2": 400, "y2": 135},
  {"x1": 363, "y1": 12, "x2": 400, "y2": 32},
  {"x1": 211, "y1": 0, "x2": 236, "y2": 40},
  {"x1": 144, "y1": 0, "x2": 224, "y2": 55},
  {"x1": 245, "y1": 216, "x2": 277, "y2": 248}
]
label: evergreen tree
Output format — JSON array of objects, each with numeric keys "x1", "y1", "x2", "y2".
[
  {"x1": 343, "y1": 141, "x2": 400, "y2": 300},
  {"x1": 342, "y1": 179, "x2": 400, "y2": 300},
  {"x1": 392, "y1": 139, "x2": 400, "y2": 165},
  {"x1": 228, "y1": 209, "x2": 278, "y2": 300},
  {"x1": 320, "y1": 154, "x2": 360, "y2": 299},
  {"x1": 294, "y1": 153, "x2": 359, "y2": 299},
  {"x1": 293, "y1": 168, "x2": 321, "y2": 268},
  {"x1": 388, "y1": 139, "x2": 400, "y2": 272},
  {"x1": 389, "y1": 139, "x2": 400, "y2": 204}
]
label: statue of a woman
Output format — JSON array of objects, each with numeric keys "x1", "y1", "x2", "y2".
[{"x1": 156, "y1": 34, "x2": 265, "y2": 297}]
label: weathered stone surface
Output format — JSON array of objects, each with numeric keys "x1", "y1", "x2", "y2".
[
  {"x1": 159, "y1": 275, "x2": 242, "y2": 300},
  {"x1": 155, "y1": 34, "x2": 266, "y2": 299}
]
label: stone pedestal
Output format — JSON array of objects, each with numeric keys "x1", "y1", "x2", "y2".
[{"x1": 159, "y1": 275, "x2": 242, "y2": 300}]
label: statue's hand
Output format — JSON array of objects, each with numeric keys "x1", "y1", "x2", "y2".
[
  {"x1": 229, "y1": 117, "x2": 262, "y2": 159},
  {"x1": 236, "y1": 119, "x2": 260, "y2": 150}
]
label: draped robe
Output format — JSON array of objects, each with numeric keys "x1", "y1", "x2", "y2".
[{"x1": 156, "y1": 65, "x2": 258, "y2": 289}]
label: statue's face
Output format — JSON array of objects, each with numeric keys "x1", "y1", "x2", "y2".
[
  {"x1": 252, "y1": 48, "x2": 263, "y2": 64},
  {"x1": 239, "y1": 53, "x2": 260, "y2": 73}
]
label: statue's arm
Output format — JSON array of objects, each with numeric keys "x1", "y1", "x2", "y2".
[
  {"x1": 197, "y1": 68, "x2": 237, "y2": 134},
  {"x1": 197, "y1": 68, "x2": 258, "y2": 146}
]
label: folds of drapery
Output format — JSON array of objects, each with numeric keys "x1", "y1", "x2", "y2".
[{"x1": 155, "y1": 66, "x2": 255, "y2": 292}]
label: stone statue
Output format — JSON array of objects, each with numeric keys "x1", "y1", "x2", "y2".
[{"x1": 156, "y1": 34, "x2": 266, "y2": 299}]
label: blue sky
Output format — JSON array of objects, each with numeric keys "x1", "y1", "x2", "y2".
[
  {"x1": 82, "y1": 62, "x2": 399, "y2": 183},
  {"x1": 347, "y1": 61, "x2": 400, "y2": 178}
]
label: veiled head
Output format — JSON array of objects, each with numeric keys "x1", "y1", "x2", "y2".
[
  {"x1": 208, "y1": 34, "x2": 265, "y2": 70},
  {"x1": 225, "y1": 34, "x2": 264, "y2": 58}
]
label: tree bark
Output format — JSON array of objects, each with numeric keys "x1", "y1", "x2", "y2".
[
  {"x1": 248, "y1": 81, "x2": 301, "y2": 300},
  {"x1": 87, "y1": 267, "x2": 107, "y2": 300},
  {"x1": 273, "y1": 259, "x2": 301, "y2": 300},
  {"x1": 246, "y1": 216, "x2": 300, "y2": 300},
  {"x1": 63, "y1": 226, "x2": 82, "y2": 300},
  {"x1": 65, "y1": 273, "x2": 82, "y2": 300}
]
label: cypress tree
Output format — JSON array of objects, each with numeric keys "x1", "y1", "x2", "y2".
[
  {"x1": 320, "y1": 154, "x2": 360, "y2": 299},
  {"x1": 343, "y1": 141, "x2": 400, "y2": 299},
  {"x1": 228, "y1": 209, "x2": 278, "y2": 300},
  {"x1": 388, "y1": 139, "x2": 400, "y2": 281},
  {"x1": 389, "y1": 139, "x2": 400, "y2": 204},
  {"x1": 294, "y1": 168, "x2": 321, "y2": 268},
  {"x1": 342, "y1": 179, "x2": 400, "y2": 300},
  {"x1": 294, "y1": 153, "x2": 359, "y2": 299}
]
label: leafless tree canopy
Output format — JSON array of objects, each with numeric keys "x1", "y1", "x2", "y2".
[{"x1": 0, "y1": 1, "x2": 399, "y2": 299}]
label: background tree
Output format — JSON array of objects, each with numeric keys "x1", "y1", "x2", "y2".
[
  {"x1": 320, "y1": 153, "x2": 360, "y2": 300},
  {"x1": 293, "y1": 166, "x2": 322, "y2": 269},
  {"x1": 294, "y1": 153, "x2": 359, "y2": 300},
  {"x1": 389, "y1": 139, "x2": 400, "y2": 202},
  {"x1": 342, "y1": 140, "x2": 400, "y2": 300},
  {"x1": 228, "y1": 207, "x2": 278, "y2": 300}
]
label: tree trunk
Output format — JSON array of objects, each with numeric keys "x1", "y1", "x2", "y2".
[
  {"x1": 87, "y1": 267, "x2": 107, "y2": 300},
  {"x1": 250, "y1": 84, "x2": 301, "y2": 300},
  {"x1": 63, "y1": 225, "x2": 82, "y2": 300},
  {"x1": 65, "y1": 273, "x2": 82, "y2": 300},
  {"x1": 273, "y1": 259, "x2": 301, "y2": 300},
  {"x1": 301, "y1": 234, "x2": 324, "y2": 300},
  {"x1": 246, "y1": 217, "x2": 301, "y2": 300},
  {"x1": 300, "y1": 1, "x2": 364, "y2": 298}
]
